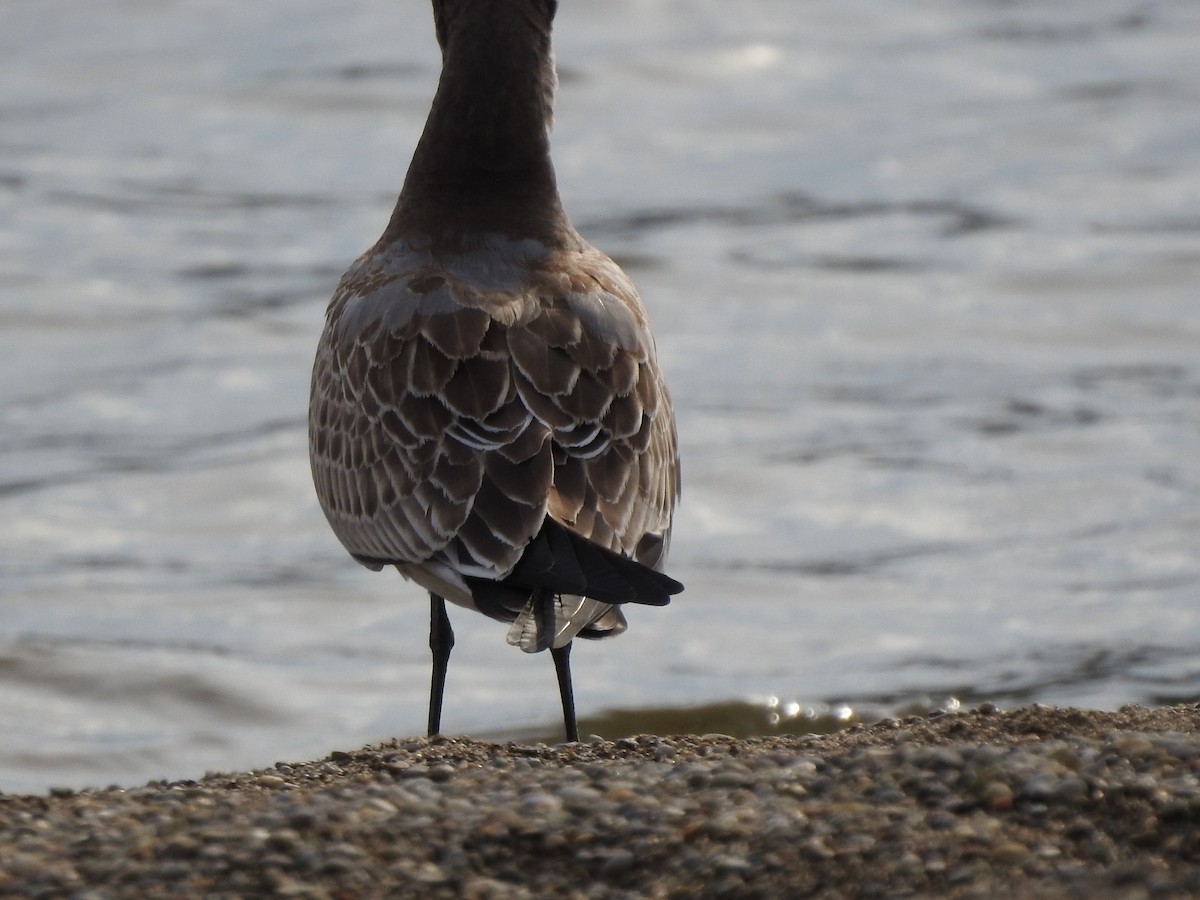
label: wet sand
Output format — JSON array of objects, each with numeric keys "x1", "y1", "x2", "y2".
[{"x1": 3, "y1": 704, "x2": 1199, "y2": 897}]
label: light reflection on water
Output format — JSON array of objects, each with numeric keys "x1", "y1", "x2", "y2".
[{"x1": 2, "y1": 0, "x2": 1199, "y2": 793}]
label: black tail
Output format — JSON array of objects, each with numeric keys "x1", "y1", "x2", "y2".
[{"x1": 466, "y1": 519, "x2": 682, "y2": 622}]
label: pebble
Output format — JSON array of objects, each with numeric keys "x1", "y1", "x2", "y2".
[
  {"x1": 991, "y1": 842, "x2": 1030, "y2": 865},
  {"x1": 2, "y1": 705, "x2": 1200, "y2": 896}
]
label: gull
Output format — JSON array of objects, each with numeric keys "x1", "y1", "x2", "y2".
[{"x1": 308, "y1": 0, "x2": 682, "y2": 742}]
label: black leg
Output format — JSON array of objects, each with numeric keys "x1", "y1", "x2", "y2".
[
  {"x1": 428, "y1": 594, "x2": 454, "y2": 737},
  {"x1": 551, "y1": 641, "x2": 578, "y2": 742}
]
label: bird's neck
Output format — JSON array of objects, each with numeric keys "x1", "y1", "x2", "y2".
[{"x1": 383, "y1": 11, "x2": 572, "y2": 251}]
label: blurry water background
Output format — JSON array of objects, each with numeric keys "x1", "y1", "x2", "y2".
[{"x1": 2, "y1": 0, "x2": 1198, "y2": 793}]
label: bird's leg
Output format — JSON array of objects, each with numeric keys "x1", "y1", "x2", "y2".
[
  {"x1": 529, "y1": 587, "x2": 579, "y2": 742},
  {"x1": 551, "y1": 641, "x2": 578, "y2": 742},
  {"x1": 427, "y1": 593, "x2": 454, "y2": 737}
]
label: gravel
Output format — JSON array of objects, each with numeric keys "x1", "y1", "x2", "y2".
[{"x1": 4, "y1": 703, "x2": 1200, "y2": 897}]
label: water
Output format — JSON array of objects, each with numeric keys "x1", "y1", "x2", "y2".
[{"x1": 2, "y1": 0, "x2": 1198, "y2": 793}]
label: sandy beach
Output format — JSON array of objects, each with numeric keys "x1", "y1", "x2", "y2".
[{"x1": 3, "y1": 703, "x2": 1199, "y2": 897}]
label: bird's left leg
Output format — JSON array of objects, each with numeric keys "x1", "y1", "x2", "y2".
[{"x1": 427, "y1": 593, "x2": 454, "y2": 737}]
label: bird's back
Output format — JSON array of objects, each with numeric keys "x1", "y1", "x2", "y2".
[{"x1": 309, "y1": 231, "x2": 680, "y2": 648}]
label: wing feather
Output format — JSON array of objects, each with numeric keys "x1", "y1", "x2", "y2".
[{"x1": 309, "y1": 241, "x2": 680, "y2": 647}]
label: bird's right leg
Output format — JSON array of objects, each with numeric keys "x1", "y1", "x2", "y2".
[
  {"x1": 551, "y1": 640, "x2": 579, "y2": 743},
  {"x1": 427, "y1": 593, "x2": 454, "y2": 736}
]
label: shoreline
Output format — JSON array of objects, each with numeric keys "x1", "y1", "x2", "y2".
[{"x1": 3, "y1": 703, "x2": 1199, "y2": 897}]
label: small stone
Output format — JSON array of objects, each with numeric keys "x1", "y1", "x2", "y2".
[
  {"x1": 991, "y1": 843, "x2": 1030, "y2": 865},
  {"x1": 980, "y1": 781, "x2": 1014, "y2": 811},
  {"x1": 559, "y1": 786, "x2": 603, "y2": 811},
  {"x1": 1113, "y1": 736, "x2": 1154, "y2": 756},
  {"x1": 266, "y1": 830, "x2": 301, "y2": 852},
  {"x1": 1049, "y1": 747, "x2": 1082, "y2": 771},
  {"x1": 411, "y1": 862, "x2": 450, "y2": 884},
  {"x1": 363, "y1": 797, "x2": 399, "y2": 816},
  {"x1": 1019, "y1": 773, "x2": 1059, "y2": 802},
  {"x1": 706, "y1": 813, "x2": 743, "y2": 837},
  {"x1": 599, "y1": 848, "x2": 635, "y2": 876},
  {"x1": 714, "y1": 854, "x2": 753, "y2": 872},
  {"x1": 520, "y1": 791, "x2": 563, "y2": 813},
  {"x1": 397, "y1": 764, "x2": 431, "y2": 779},
  {"x1": 801, "y1": 838, "x2": 834, "y2": 860},
  {"x1": 1054, "y1": 776, "x2": 1089, "y2": 802}
]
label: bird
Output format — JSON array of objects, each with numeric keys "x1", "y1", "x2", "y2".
[{"x1": 308, "y1": 0, "x2": 682, "y2": 743}]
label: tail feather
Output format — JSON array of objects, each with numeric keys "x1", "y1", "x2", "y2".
[
  {"x1": 504, "y1": 518, "x2": 682, "y2": 604},
  {"x1": 465, "y1": 518, "x2": 682, "y2": 646}
]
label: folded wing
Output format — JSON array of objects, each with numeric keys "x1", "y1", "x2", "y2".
[{"x1": 309, "y1": 242, "x2": 681, "y2": 650}]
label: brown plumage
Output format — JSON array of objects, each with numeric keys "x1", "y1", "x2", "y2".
[{"x1": 308, "y1": 0, "x2": 681, "y2": 741}]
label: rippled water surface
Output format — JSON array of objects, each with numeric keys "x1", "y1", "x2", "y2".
[{"x1": 3, "y1": 0, "x2": 1199, "y2": 792}]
